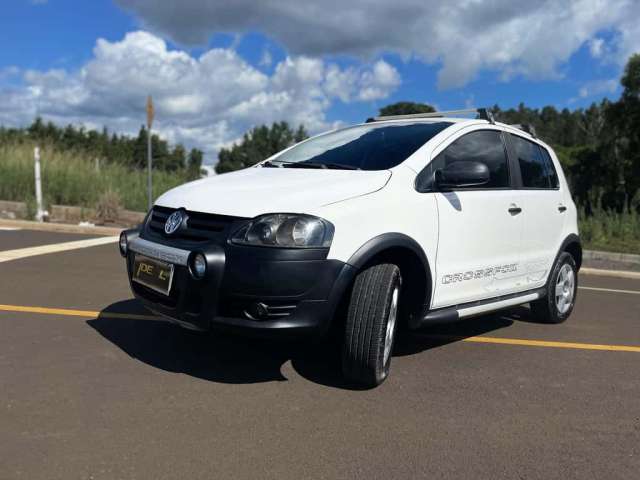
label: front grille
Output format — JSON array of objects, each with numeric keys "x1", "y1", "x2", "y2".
[{"x1": 146, "y1": 206, "x2": 240, "y2": 243}]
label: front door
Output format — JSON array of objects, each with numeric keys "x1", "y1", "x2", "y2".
[{"x1": 427, "y1": 128, "x2": 524, "y2": 308}]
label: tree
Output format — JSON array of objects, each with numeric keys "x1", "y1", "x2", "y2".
[
  {"x1": 601, "y1": 54, "x2": 640, "y2": 212},
  {"x1": 165, "y1": 144, "x2": 186, "y2": 171},
  {"x1": 187, "y1": 148, "x2": 203, "y2": 176},
  {"x1": 377, "y1": 101, "x2": 435, "y2": 117},
  {"x1": 215, "y1": 122, "x2": 308, "y2": 174},
  {"x1": 133, "y1": 125, "x2": 149, "y2": 169}
]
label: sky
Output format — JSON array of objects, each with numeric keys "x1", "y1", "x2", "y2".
[{"x1": 1, "y1": 0, "x2": 639, "y2": 165}]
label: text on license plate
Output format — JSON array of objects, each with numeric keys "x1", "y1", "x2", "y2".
[{"x1": 132, "y1": 254, "x2": 174, "y2": 295}]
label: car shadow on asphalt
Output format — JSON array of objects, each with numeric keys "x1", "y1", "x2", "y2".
[{"x1": 87, "y1": 299, "x2": 524, "y2": 390}]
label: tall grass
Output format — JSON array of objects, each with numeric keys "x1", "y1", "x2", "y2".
[
  {"x1": 0, "y1": 142, "x2": 192, "y2": 213},
  {"x1": 579, "y1": 208, "x2": 640, "y2": 254}
]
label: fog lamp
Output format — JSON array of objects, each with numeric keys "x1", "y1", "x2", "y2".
[{"x1": 190, "y1": 252, "x2": 207, "y2": 279}]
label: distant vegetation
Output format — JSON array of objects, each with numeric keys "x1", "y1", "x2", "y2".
[
  {"x1": 0, "y1": 119, "x2": 203, "y2": 174},
  {"x1": 0, "y1": 120, "x2": 203, "y2": 213},
  {"x1": 0, "y1": 142, "x2": 193, "y2": 213},
  {"x1": 215, "y1": 122, "x2": 308, "y2": 173}
]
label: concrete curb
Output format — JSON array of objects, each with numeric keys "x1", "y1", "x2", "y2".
[
  {"x1": 581, "y1": 267, "x2": 640, "y2": 280},
  {"x1": 584, "y1": 249, "x2": 640, "y2": 265},
  {"x1": 0, "y1": 219, "x2": 122, "y2": 236}
]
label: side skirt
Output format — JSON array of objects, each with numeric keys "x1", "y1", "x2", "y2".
[{"x1": 410, "y1": 287, "x2": 546, "y2": 329}]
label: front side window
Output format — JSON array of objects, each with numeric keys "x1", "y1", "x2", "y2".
[
  {"x1": 418, "y1": 130, "x2": 510, "y2": 190},
  {"x1": 510, "y1": 134, "x2": 558, "y2": 189},
  {"x1": 270, "y1": 122, "x2": 452, "y2": 171}
]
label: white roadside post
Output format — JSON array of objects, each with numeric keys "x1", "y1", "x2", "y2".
[
  {"x1": 34, "y1": 146, "x2": 44, "y2": 222},
  {"x1": 146, "y1": 95, "x2": 154, "y2": 211}
]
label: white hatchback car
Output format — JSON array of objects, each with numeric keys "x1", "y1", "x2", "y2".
[{"x1": 120, "y1": 108, "x2": 581, "y2": 387}]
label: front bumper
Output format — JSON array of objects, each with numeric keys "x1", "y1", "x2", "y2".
[{"x1": 125, "y1": 235, "x2": 355, "y2": 337}]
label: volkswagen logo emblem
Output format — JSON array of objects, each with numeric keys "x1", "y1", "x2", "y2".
[{"x1": 164, "y1": 210, "x2": 184, "y2": 235}]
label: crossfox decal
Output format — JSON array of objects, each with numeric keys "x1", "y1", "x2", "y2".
[{"x1": 442, "y1": 263, "x2": 518, "y2": 284}]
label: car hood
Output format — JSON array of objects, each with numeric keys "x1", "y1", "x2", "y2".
[{"x1": 155, "y1": 167, "x2": 391, "y2": 218}]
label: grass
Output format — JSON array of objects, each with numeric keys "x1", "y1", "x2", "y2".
[
  {"x1": 0, "y1": 142, "x2": 193, "y2": 213},
  {"x1": 579, "y1": 208, "x2": 640, "y2": 255}
]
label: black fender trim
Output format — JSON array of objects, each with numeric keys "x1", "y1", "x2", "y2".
[
  {"x1": 346, "y1": 233, "x2": 430, "y2": 271},
  {"x1": 556, "y1": 233, "x2": 582, "y2": 271},
  {"x1": 346, "y1": 233, "x2": 433, "y2": 320}
]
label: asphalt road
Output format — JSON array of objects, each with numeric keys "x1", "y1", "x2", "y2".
[{"x1": 1, "y1": 229, "x2": 639, "y2": 479}]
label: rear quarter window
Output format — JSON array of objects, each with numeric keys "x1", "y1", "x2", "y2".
[
  {"x1": 538, "y1": 146, "x2": 559, "y2": 189},
  {"x1": 509, "y1": 133, "x2": 558, "y2": 189}
]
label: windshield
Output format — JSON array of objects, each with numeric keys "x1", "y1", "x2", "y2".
[{"x1": 269, "y1": 121, "x2": 452, "y2": 171}]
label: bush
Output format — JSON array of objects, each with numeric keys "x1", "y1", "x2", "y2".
[
  {"x1": 95, "y1": 190, "x2": 122, "y2": 223},
  {"x1": 579, "y1": 208, "x2": 640, "y2": 254}
]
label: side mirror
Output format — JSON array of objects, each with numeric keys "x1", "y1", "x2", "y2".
[{"x1": 435, "y1": 161, "x2": 490, "y2": 189}]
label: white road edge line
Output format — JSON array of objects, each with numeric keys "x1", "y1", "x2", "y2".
[
  {"x1": 578, "y1": 286, "x2": 640, "y2": 296},
  {"x1": 0, "y1": 227, "x2": 21, "y2": 231},
  {"x1": 0, "y1": 236, "x2": 119, "y2": 263}
]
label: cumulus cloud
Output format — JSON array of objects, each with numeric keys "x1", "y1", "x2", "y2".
[
  {"x1": 116, "y1": 0, "x2": 640, "y2": 88},
  {"x1": 0, "y1": 31, "x2": 400, "y2": 161}
]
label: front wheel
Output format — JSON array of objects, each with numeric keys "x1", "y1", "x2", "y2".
[
  {"x1": 530, "y1": 252, "x2": 578, "y2": 323},
  {"x1": 342, "y1": 263, "x2": 401, "y2": 388}
]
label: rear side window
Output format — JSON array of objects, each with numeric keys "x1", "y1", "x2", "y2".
[
  {"x1": 418, "y1": 130, "x2": 510, "y2": 190},
  {"x1": 510, "y1": 134, "x2": 559, "y2": 189}
]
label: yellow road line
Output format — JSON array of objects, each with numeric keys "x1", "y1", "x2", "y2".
[
  {"x1": 579, "y1": 286, "x2": 640, "y2": 295},
  {"x1": 0, "y1": 304, "x2": 157, "y2": 320},
  {"x1": 0, "y1": 236, "x2": 118, "y2": 263},
  {"x1": 458, "y1": 336, "x2": 640, "y2": 352},
  {"x1": 1, "y1": 303, "x2": 639, "y2": 353}
]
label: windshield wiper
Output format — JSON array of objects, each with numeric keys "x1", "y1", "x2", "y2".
[
  {"x1": 323, "y1": 162, "x2": 361, "y2": 170},
  {"x1": 261, "y1": 160, "x2": 281, "y2": 168},
  {"x1": 283, "y1": 162, "x2": 361, "y2": 170}
]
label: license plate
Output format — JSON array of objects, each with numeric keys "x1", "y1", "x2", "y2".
[{"x1": 132, "y1": 254, "x2": 174, "y2": 295}]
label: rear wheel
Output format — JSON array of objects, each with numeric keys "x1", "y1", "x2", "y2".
[
  {"x1": 342, "y1": 263, "x2": 401, "y2": 388},
  {"x1": 531, "y1": 252, "x2": 577, "y2": 324}
]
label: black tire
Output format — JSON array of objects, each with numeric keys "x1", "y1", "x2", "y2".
[
  {"x1": 530, "y1": 251, "x2": 578, "y2": 324},
  {"x1": 342, "y1": 263, "x2": 401, "y2": 388}
]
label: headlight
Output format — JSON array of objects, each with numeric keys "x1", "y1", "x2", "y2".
[{"x1": 231, "y1": 214, "x2": 334, "y2": 248}]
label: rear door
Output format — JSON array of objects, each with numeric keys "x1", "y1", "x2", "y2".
[
  {"x1": 424, "y1": 127, "x2": 525, "y2": 308},
  {"x1": 506, "y1": 133, "x2": 566, "y2": 289}
]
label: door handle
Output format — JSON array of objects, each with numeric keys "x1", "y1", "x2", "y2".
[
  {"x1": 558, "y1": 205, "x2": 567, "y2": 213},
  {"x1": 508, "y1": 205, "x2": 522, "y2": 215}
]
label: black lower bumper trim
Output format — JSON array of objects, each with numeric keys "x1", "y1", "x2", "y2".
[{"x1": 127, "y1": 240, "x2": 357, "y2": 338}]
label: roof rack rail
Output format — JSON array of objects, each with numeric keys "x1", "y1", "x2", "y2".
[
  {"x1": 371, "y1": 107, "x2": 495, "y2": 124},
  {"x1": 510, "y1": 123, "x2": 537, "y2": 138}
]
